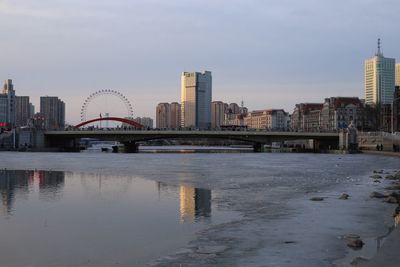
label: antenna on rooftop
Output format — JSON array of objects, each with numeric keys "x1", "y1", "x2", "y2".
[{"x1": 377, "y1": 38, "x2": 383, "y2": 56}]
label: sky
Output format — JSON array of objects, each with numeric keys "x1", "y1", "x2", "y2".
[{"x1": 1, "y1": 0, "x2": 399, "y2": 124}]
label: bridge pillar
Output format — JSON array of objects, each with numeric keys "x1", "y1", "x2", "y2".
[
  {"x1": 122, "y1": 141, "x2": 139, "y2": 153},
  {"x1": 339, "y1": 125, "x2": 358, "y2": 151},
  {"x1": 253, "y1": 143, "x2": 265, "y2": 152}
]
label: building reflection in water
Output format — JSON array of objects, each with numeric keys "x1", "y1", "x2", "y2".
[
  {"x1": 157, "y1": 182, "x2": 212, "y2": 223},
  {"x1": 79, "y1": 173, "x2": 132, "y2": 197},
  {"x1": 0, "y1": 170, "x2": 65, "y2": 214},
  {"x1": 37, "y1": 171, "x2": 65, "y2": 201},
  {"x1": 0, "y1": 170, "x2": 29, "y2": 214},
  {"x1": 179, "y1": 185, "x2": 211, "y2": 223}
]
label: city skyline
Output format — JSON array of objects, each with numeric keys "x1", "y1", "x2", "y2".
[{"x1": 1, "y1": 1, "x2": 400, "y2": 124}]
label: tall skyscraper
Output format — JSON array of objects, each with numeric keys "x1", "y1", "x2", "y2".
[
  {"x1": 2, "y1": 79, "x2": 14, "y2": 94},
  {"x1": 364, "y1": 39, "x2": 396, "y2": 105},
  {"x1": 181, "y1": 71, "x2": 212, "y2": 129},
  {"x1": 40, "y1": 96, "x2": 65, "y2": 130},
  {"x1": 29, "y1": 103, "x2": 35, "y2": 118},
  {"x1": 0, "y1": 79, "x2": 16, "y2": 127},
  {"x1": 396, "y1": 63, "x2": 400, "y2": 87},
  {"x1": 15, "y1": 96, "x2": 33, "y2": 127}
]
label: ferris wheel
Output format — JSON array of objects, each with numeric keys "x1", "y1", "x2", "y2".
[{"x1": 80, "y1": 89, "x2": 134, "y2": 122}]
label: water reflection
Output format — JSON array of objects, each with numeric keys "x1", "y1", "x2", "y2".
[
  {"x1": 79, "y1": 173, "x2": 133, "y2": 196},
  {"x1": 157, "y1": 182, "x2": 212, "y2": 223},
  {"x1": 180, "y1": 186, "x2": 211, "y2": 223},
  {"x1": 1, "y1": 170, "x2": 212, "y2": 224},
  {"x1": 37, "y1": 171, "x2": 65, "y2": 201},
  {"x1": 0, "y1": 170, "x2": 25, "y2": 214},
  {"x1": 0, "y1": 170, "x2": 64, "y2": 214},
  {"x1": 0, "y1": 170, "x2": 222, "y2": 266}
]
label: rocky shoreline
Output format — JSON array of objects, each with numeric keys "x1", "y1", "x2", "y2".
[
  {"x1": 307, "y1": 168, "x2": 400, "y2": 267},
  {"x1": 331, "y1": 168, "x2": 400, "y2": 266},
  {"x1": 350, "y1": 169, "x2": 400, "y2": 267}
]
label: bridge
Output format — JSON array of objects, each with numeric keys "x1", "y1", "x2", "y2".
[
  {"x1": 44, "y1": 129, "x2": 340, "y2": 152},
  {"x1": 74, "y1": 117, "x2": 143, "y2": 128}
]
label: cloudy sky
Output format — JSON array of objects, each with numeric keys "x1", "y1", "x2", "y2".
[{"x1": 1, "y1": 0, "x2": 399, "y2": 124}]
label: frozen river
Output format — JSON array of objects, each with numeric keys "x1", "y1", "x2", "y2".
[{"x1": 0, "y1": 151, "x2": 399, "y2": 266}]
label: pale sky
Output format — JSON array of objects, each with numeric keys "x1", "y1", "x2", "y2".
[{"x1": 1, "y1": 0, "x2": 399, "y2": 124}]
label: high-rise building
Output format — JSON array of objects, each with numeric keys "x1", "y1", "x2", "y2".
[
  {"x1": 15, "y1": 96, "x2": 33, "y2": 127},
  {"x1": 181, "y1": 71, "x2": 212, "y2": 129},
  {"x1": 211, "y1": 101, "x2": 226, "y2": 129},
  {"x1": 0, "y1": 79, "x2": 16, "y2": 127},
  {"x1": 29, "y1": 103, "x2": 35, "y2": 118},
  {"x1": 396, "y1": 64, "x2": 400, "y2": 87},
  {"x1": 156, "y1": 103, "x2": 170, "y2": 128},
  {"x1": 393, "y1": 86, "x2": 400, "y2": 132},
  {"x1": 169, "y1": 102, "x2": 181, "y2": 129},
  {"x1": 0, "y1": 97, "x2": 9, "y2": 127},
  {"x1": 40, "y1": 96, "x2": 65, "y2": 130},
  {"x1": 2, "y1": 79, "x2": 14, "y2": 94},
  {"x1": 156, "y1": 102, "x2": 181, "y2": 129},
  {"x1": 364, "y1": 39, "x2": 396, "y2": 105}
]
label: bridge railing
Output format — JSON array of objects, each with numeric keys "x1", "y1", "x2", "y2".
[
  {"x1": 58, "y1": 126, "x2": 341, "y2": 134},
  {"x1": 359, "y1": 131, "x2": 400, "y2": 137}
]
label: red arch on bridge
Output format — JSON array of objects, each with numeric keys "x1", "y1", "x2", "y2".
[{"x1": 74, "y1": 117, "x2": 144, "y2": 128}]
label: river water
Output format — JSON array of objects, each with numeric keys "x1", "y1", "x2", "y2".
[{"x1": 0, "y1": 151, "x2": 399, "y2": 267}]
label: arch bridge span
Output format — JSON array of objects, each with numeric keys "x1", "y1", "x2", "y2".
[
  {"x1": 44, "y1": 130, "x2": 341, "y2": 152},
  {"x1": 74, "y1": 117, "x2": 143, "y2": 129}
]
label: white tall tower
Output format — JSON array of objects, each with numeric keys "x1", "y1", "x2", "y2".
[
  {"x1": 364, "y1": 39, "x2": 396, "y2": 105},
  {"x1": 181, "y1": 71, "x2": 212, "y2": 129}
]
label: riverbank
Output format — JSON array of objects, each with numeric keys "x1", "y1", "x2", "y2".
[
  {"x1": 358, "y1": 164, "x2": 400, "y2": 267},
  {"x1": 361, "y1": 150, "x2": 400, "y2": 158},
  {"x1": 360, "y1": 227, "x2": 400, "y2": 267}
]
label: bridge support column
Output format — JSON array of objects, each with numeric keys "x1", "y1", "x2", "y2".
[
  {"x1": 253, "y1": 143, "x2": 265, "y2": 152},
  {"x1": 122, "y1": 141, "x2": 139, "y2": 153}
]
